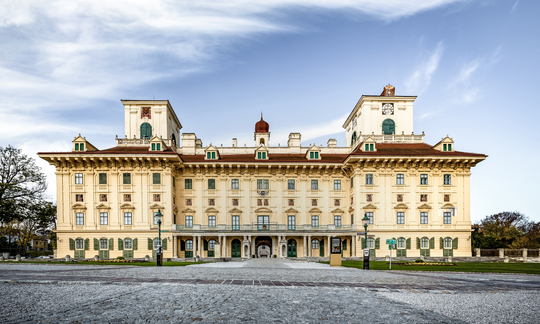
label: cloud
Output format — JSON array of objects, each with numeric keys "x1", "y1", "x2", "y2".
[
  {"x1": 405, "y1": 41, "x2": 445, "y2": 95},
  {"x1": 448, "y1": 59, "x2": 481, "y2": 104}
]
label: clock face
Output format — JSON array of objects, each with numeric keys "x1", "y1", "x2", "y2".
[
  {"x1": 382, "y1": 103, "x2": 394, "y2": 115},
  {"x1": 352, "y1": 116, "x2": 357, "y2": 127},
  {"x1": 386, "y1": 90, "x2": 392, "y2": 96}
]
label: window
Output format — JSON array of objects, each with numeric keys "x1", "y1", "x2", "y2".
[
  {"x1": 140, "y1": 122, "x2": 152, "y2": 139},
  {"x1": 232, "y1": 199, "x2": 239, "y2": 206},
  {"x1": 309, "y1": 151, "x2": 319, "y2": 159},
  {"x1": 75, "y1": 173, "x2": 83, "y2": 184},
  {"x1": 366, "y1": 194, "x2": 372, "y2": 202},
  {"x1": 257, "y1": 199, "x2": 262, "y2": 206},
  {"x1": 125, "y1": 238, "x2": 132, "y2": 249},
  {"x1": 288, "y1": 215, "x2": 296, "y2": 230},
  {"x1": 420, "y1": 212, "x2": 428, "y2": 224},
  {"x1": 351, "y1": 197, "x2": 353, "y2": 204},
  {"x1": 257, "y1": 179, "x2": 269, "y2": 189},
  {"x1": 153, "y1": 173, "x2": 161, "y2": 184},
  {"x1": 231, "y1": 179, "x2": 239, "y2": 190},
  {"x1": 100, "y1": 194, "x2": 107, "y2": 202},
  {"x1": 420, "y1": 194, "x2": 427, "y2": 202},
  {"x1": 100, "y1": 212, "x2": 108, "y2": 225},
  {"x1": 186, "y1": 240, "x2": 193, "y2": 250},
  {"x1": 186, "y1": 199, "x2": 192, "y2": 206},
  {"x1": 444, "y1": 174, "x2": 451, "y2": 185},
  {"x1": 151, "y1": 143, "x2": 161, "y2": 151},
  {"x1": 76, "y1": 194, "x2": 84, "y2": 202},
  {"x1": 351, "y1": 177, "x2": 354, "y2": 188},
  {"x1": 334, "y1": 180, "x2": 341, "y2": 190},
  {"x1": 367, "y1": 238, "x2": 374, "y2": 248},
  {"x1": 263, "y1": 199, "x2": 269, "y2": 206},
  {"x1": 257, "y1": 151, "x2": 267, "y2": 159},
  {"x1": 334, "y1": 215, "x2": 341, "y2": 227},
  {"x1": 209, "y1": 199, "x2": 215, "y2": 206},
  {"x1": 124, "y1": 212, "x2": 132, "y2": 225},
  {"x1": 124, "y1": 194, "x2": 131, "y2": 202},
  {"x1": 351, "y1": 214, "x2": 354, "y2": 224},
  {"x1": 311, "y1": 199, "x2": 317, "y2": 206},
  {"x1": 366, "y1": 212, "x2": 373, "y2": 224},
  {"x1": 153, "y1": 212, "x2": 161, "y2": 225},
  {"x1": 311, "y1": 180, "x2": 318, "y2": 190},
  {"x1": 288, "y1": 199, "x2": 294, "y2": 206},
  {"x1": 420, "y1": 174, "x2": 428, "y2": 185},
  {"x1": 334, "y1": 199, "x2": 340, "y2": 206},
  {"x1": 75, "y1": 143, "x2": 79, "y2": 151},
  {"x1": 99, "y1": 173, "x2": 107, "y2": 184},
  {"x1": 76, "y1": 238, "x2": 83, "y2": 250},
  {"x1": 444, "y1": 212, "x2": 452, "y2": 224},
  {"x1": 185, "y1": 216, "x2": 193, "y2": 228},
  {"x1": 443, "y1": 144, "x2": 452, "y2": 151},
  {"x1": 123, "y1": 173, "x2": 131, "y2": 185},
  {"x1": 209, "y1": 239, "x2": 216, "y2": 250},
  {"x1": 154, "y1": 238, "x2": 160, "y2": 249},
  {"x1": 76, "y1": 212, "x2": 84, "y2": 225},
  {"x1": 173, "y1": 177, "x2": 175, "y2": 187},
  {"x1": 397, "y1": 194, "x2": 403, "y2": 202},
  {"x1": 100, "y1": 238, "x2": 108, "y2": 249},
  {"x1": 312, "y1": 239, "x2": 319, "y2": 249},
  {"x1": 397, "y1": 212, "x2": 405, "y2": 224},
  {"x1": 288, "y1": 179, "x2": 295, "y2": 190},
  {"x1": 311, "y1": 215, "x2": 319, "y2": 227},
  {"x1": 208, "y1": 216, "x2": 216, "y2": 227},
  {"x1": 232, "y1": 215, "x2": 240, "y2": 230},
  {"x1": 154, "y1": 194, "x2": 160, "y2": 202},
  {"x1": 396, "y1": 174, "x2": 404, "y2": 185},
  {"x1": 397, "y1": 237, "x2": 405, "y2": 249},
  {"x1": 421, "y1": 237, "x2": 428, "y2": 248},
  {"x1": 444, "y1": 194, "x2": 450, "y2": 202},
  {"x1": 444, "y1": 237, "x2": 452, "y2": 248},
  {"x1": 208, "y1": 179, "x2": 216, "y2": 189},
  {"x1": 366, "y1": 174, "x2": 373, "y2": 185},
  {"x1": 185, "y1": 179, "x2": 192, "y2": 189},
  {"x1": 364, "y1": 143, "x2": 374, "y2": 151},
  {"x1": 207, "y1": 151, "x2": 216, "y2": 159}
]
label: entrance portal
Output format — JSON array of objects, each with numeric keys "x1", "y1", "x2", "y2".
[
  {"x1": 231, "y1": 239, "x2": 241, "y2": 258},
  {"x1": 255, "y1": 236, "x2": 273, "y2": 258},
  {"x1": 287, "y1": 239, "x2": 297, "y2": 257}
]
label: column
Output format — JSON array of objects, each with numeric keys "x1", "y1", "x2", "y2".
[
  {"x1": 192, "y1": 235, "x2": 197, "y2": 257},
  {"x1": 351, "y1": 235, "x2": 356, "y2": 257},
  {"x1": 223, "y1": 236, "x2": 227, "y2": 258},
  {"x1": 198, "y1": 236, "x2": 203, "y2": 258},
  {"x1": 250, "y1": 236, "x2": 255, "y2": 258},
  {"x1": 303, "y1": 236, "x2": 307, "y2": 257},
  {"x1": 272, "y1": 236, "x2": 277, "y2": 257},
  {"x1": 308, "y1": 235, "x2": 312, "y2": 257},
  {"x1": 278, "y1": 236, "x2": 283, "y2": 258},
  {"x1": 173, "y1": 235, "x2": 178, "y2": 258},
  {"x1": 327, "y1": 235, "x2": 331, "y2": 257},
  {"x1": 243, "y1": 236, "x2": 247, "y2": 258}
]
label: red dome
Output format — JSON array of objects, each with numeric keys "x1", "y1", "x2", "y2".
[{"x1": 255, "y1": 114, "x2": 269, "y2": 133}]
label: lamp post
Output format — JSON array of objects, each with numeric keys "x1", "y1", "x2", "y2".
[
  {"x1": 362, "y1": 213, "x2": 370, "y2": 270},
  {"x1": 155, "y1": 209, "x2": 163, "y2": 266}
]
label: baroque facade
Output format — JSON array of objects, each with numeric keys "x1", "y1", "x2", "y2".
[{"x1": 39, "y1": 85, "x2": 486, "y2": 260}]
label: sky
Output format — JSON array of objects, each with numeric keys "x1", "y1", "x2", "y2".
[{"x1": 1, "y1": 0, "x2": 538, "y2": 223}]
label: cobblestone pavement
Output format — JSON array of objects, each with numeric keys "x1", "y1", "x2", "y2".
[{"x1": 1, "y1": 259, "x2": 539, "y2": 323}]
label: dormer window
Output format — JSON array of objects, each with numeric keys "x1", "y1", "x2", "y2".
[
  {"x1": 433, "y1": 136, "x2": 454, "y2": 152},
  {"x1": 364, "y1": 143, "x2": 374, "y2": 151},
  {"x1": 306, "y1": 145, "x2": 321, "y2": 160},
  {"x1": 72, "y1": 134, "x2": 97, "y2": 152},
  {"x1": 360, "y1": 137, "x2": 377, "y2": 152},
  {"x1": 149, "y1": 136, "x2": 165, "y2": 152},
  {"x1": 443, "y1": 144, "x2": 452, "y2": 151},
  {"x1": 255, "y1": 145, "x2": 269, "y2": 160},
  {"x1": 257, "y1": 152, "x2": 267, "y2": 159},
  {"x1": 75, "y1": 143, "x2": 84, "y2": 151},
  {"x1": 151, "y1": 143, "x2": 161, "y2": 151},
  {"x1": 309, "y1": 152, "x2": 319, "y2": 159},
  {"x1": 204, "y1": 144, "x2": 219, "y2": 160},
  {"x1": 207, "y1": 151, "x2": 216, "y2": 159}
]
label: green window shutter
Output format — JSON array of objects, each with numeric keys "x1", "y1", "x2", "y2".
[
  {"x1": 361, "y1": 238, "x2": 365, "y2": 249},
  {"x1": 152, "y1": 143, "x2": 156, "y2": 150},
  {"x1": 406, "y1": 238, "x2": 411, "y2": 249},
  {"x1": 180, "y1": 240, "x2": 185, "y2": 251},
  {"x1": 94, "y1": 238, "x2": 99, "y2": 250},
  {"x1": 162, "y1": 238, "x2": 167, "y2": 250},
  {"x1": 319, "y1": 239, "x2": 324, "y2": 256},
  {"x1": 204, "y1": 240, "x2": 208, "y2": 251},
  {"x1": 109, "y1": 238, "x2": 114, "y2": 251},
  {"x1": 429, "y1": 237, "x2": 434, "y2": 249},
  {"x1": 118, "y1": 238, "x2": 124, "y2": 250},
  {"x1": 157, "y1": 143, "x2": 160, "y2": 150},
  {"x1": 75, "y1": 143, "x2": 79, "y2": 151},
  {"x1": 133, "y1": 238, "x2": 138, "y2": 250},
  {"x1": 342, "y1": 239, "x2": 347, "y2": 250},
  {"x1": 370, "y1": 144, "x2": 374, "y2": 151},
  {"x1": 365, "y1": 144, "x2": 369, "y2": 151},
  {"x1": 448, "y1": 144, "x2": 452, "y2": 151},
  {"x1": 440, "y1": 237, "x2": 444, "y2": 249},
  {"x1": 416, "y1": 237, "x2": 420, "y2": 249},
  {"x1": 69, "y1": 238, "x2": 75, "y2": 250},
  {"x1": 375, "y1": 238, "x2": 380, "y2": 249},
  {"x1": 449, "y1": 249, "x2": 453, "y2": 257},
  {"x1": 452, "y1": 237, "x2": 458, "y2": 250},
  {"x1": 84, "y1": 238, "x2": 89, "y2": 251},
  {"x1": 310, "y1": 152, "x2": 314, "y2": 159},
  {"x1": 148, "y1": 238, "x2": 153, "y2": 250}
]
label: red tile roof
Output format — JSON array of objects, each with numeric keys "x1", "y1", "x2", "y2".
[{"x1": 350, "y1": 143, "x2": 486, "y2": 157}]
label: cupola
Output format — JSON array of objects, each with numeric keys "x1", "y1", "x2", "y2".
[
  {"x1": 254, "y1": 114, "x2": 270, "y2": 146},
  {"x1": 255, "y1": 114, "x2": 269, "y2": 133}
]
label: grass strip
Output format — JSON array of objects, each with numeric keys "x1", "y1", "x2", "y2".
[{"x1": 1, "y1": 260, "x2": 208, "y2": 267}]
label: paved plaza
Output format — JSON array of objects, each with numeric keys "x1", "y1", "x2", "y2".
[{"x1": 1, "y1": 259, "x2": 539, "y2": 323}]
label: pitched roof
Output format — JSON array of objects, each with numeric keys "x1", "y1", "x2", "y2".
[{"x1": 350, "y1": 143, "x2": 486, "y2": 157}]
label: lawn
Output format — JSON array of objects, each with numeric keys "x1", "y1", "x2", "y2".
[
  {"x1": 321, "y1": 261, "x2": 540, "y2": 274},
  {"x1": 1, "y1": 260, "x2": 208, "y2": 267}
]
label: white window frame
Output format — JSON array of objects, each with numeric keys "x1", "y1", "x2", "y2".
[
  {"x1": 231, "y1": 179, "x2": 239, "y2": 190},
  {"x1": 421, "y1": 237, "x2": 429, "y2": 248},
  {"x1": 100, "y1": 238, "x2": 108, "y2": 250},
  {"x1": 75, "y1": 173, "x2": 83, "y2": 184},
  {"x1": 311, "y1": 215, "x2": 319, "y2": 227},
  {"x1": 444, "y1": 174, "x2": 451, "y2": 185},
  {"x1": 334, "y1": 215, "x2": 342, "y2": 227},
  {"x1": 397, "y1": 212, "x2": 405, "y2": 224},
  {"x1": 76, "y1": 238, "x2": 84, "y2": 250},
  {"x1": 185, "y1": 216, "x2": 193, "y2": 228},
  {"x1": 334, "y1": 180, "x2": 341, "y2": 190},
  {"x1": 443, "y1": 212, "x2": 452, "y2": 224},
  {"x1": 100, "y1": 212, "x2": 108, "y2": 225},
  {"x1": 366, "y1": 212, "x2": 374, "y2": 224},
  {"x1": 444, "y1": 237, "x2": 452, "y2": 248},
  {"x1": 208, "y1": 215, "x2": 216, "y2": 227},
  {"x1": 75, "y1": 212, "x2": 84, "y2": 225},
  {"x1": 397, "y1": 237, "x2": 405, "y2": 249},
  {"x1": 366, "y1": 174, "x2": 373, "y2": 185},
  {"x1": 367, "y1": 238, "x2": 374, "y2": 248},
  {"x1": 312, "y1": 239, "x2": 319, "y2": 249},
  {"x1": 420, "y1": 212, "x2": 428, "y2": 224},
  {"x1": 311, "y1": 179, "x2": 318, "y2": 190},
  {"x1": 124, "y1": 238, "x2": 132, "y2": 249},
  {"x1": 287, "y1": 179, "x2": 295, "y2": 190},
  {"x1": 396, "y1": 174, "x2": 404, "y2": 185},
  {"x1": 124, "y1": 212, "x2": 132, "y2": 225},
  {"x1": 420, "y1": 174, "x2": 428, "y2": 185}
]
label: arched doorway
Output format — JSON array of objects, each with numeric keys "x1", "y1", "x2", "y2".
[
  {"x1": 231, "y1": 239, "x2": 241, "y2": 258},
  {"x1": 287, "y1": 239, "x2": 297, "y2": 257},
  {"x1": 255, "y1": 236, "x2": 272, "y2": 258},
  {"x1": 382, "y1": 119, "x2": 395, "y2": 135}
]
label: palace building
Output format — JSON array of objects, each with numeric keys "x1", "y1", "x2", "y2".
[{"x1": 39, "y1": 85, "x2": 486, "y2": 260}]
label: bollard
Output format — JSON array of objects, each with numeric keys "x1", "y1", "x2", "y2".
[
  {"x1": 145, "y1": 255, "x2": 150, "y2": 262},
  {"x1": 504, "y1": 256, "x2": 509, "y2": 263},
  {"x1": 522, "y1": 248, "x2": 527, "y2": 262},
  {"x1": 475, "y1": 248, "x2": 481, "y2": 257},
  {"x1": 94, "y1": 255, "x2": 99, "y2": 261},
  {"x1": 16, "y1": 254, "x2": 21, "y2": 262},
  {"x1": 499, "y1": 248, "x2": 504, "y2": 258},
  {"x1": 65, "y1": 255, "x2": 71, "y2": 262}
]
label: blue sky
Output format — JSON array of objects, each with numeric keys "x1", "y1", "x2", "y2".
[{"x1": 1, "y1": 0, "x2": 538, "y2": 222}]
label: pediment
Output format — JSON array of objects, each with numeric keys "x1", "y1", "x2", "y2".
[
  {"x1": 331, "y1": 208, "x2": 345, "y2": 214},
  {"x1": 442, "y1": 203, "x2": 455, "y2": 209},
  {"x1": 173, "y1": 206, "x2": 178, "y2": 213},
  {"x1": 254, "y1": 207, "x2": 273, "y2": 213},
  {"x1": 417, "y1": 203, "x2": 431, "y2": 210},
  {"x1": 284, "y1": 207, "x2": 298, "y2": 214},
  {"x1": 96, "y1": 203, "x2": 110, "y2": 209},
  {"x1": 120, "y1": 203, "x2": 135, "y2": 209},
  {"x1": 149, "y1": 203, "x2": 165, "y2": 210},
  {"x1": 308, "y1": 207, "x2": 322, "y2": 213},
  {"x1": 205, "y1": 207, "x2": 220, "y2": 213},
  {"x1": 72, "y1": 203, "x2": 86, "y2": 210},
  {"x1": 394, "y1": 203, "x2": 408, "y2": 209},
  {"x1": 362, "y1": 203, "x2": 377, "y2": 210},
  {"x1": 228, "y1": 207, "x2": 243, "y2": 214},
  {"x1": 348, "y1": 206, "x2": 355, "y2": 213},
  {"x1": 182, "y1": 208, "x2": 196, "y2": 214},
  {"x1": 255, "y1": 145, "x2": 269, "y2": 152}
]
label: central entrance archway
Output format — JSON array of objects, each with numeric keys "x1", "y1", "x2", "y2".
[
  {"x1": 231, "y1": 239, "x2": 241, "y2": 258},
  {"x1": 255, "y1": 236, "x2": 272, "y2": 258},
  {"x1": 287, "y1": 239, "x2": 297, "y2": 257}
]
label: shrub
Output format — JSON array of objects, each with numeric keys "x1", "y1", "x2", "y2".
[
  {"x1": 116, "y1": 256, "x2": 125, "y2": 261},
  {"x1": 415, "y1": 258, "x2": 424, "y2": 263}
]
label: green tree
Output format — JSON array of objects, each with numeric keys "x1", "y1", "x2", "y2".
[{"x1": 472, "y1": 212, "x2": 540, "y2": 249}]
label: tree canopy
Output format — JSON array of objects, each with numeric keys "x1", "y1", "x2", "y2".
[{"x1": 472, "y1": 212, "x2": 540, "y2": 249}]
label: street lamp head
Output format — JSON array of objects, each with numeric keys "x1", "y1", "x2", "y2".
[
  {"x1": 155, "y1": 209, "x2": 163, "y2": 225},
  {"x1": 362, "y1": 213, "x2": 370, "y2": 227}
]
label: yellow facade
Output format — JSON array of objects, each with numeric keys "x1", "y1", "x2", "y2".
[{"x1": 39, "y1": 85, "x2": 485, "y2": 260}]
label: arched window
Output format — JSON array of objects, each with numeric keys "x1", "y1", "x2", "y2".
[
  {"x1": 260, "y1": 138, "x2": 265, "y2": 146},
  {"x1": 367, "y1": 237, "x2": 374, "y2": 248},
  {"x1": 444, "y1": 237, "x2": 452, "y2": 248},
  {"x1": 351, "y1": 131, "x2": 357, "y2": 145},
  {"x1": 140, "y1": 122, "x2": 152, "y2": 139},
  {"x1": 171, "y1": 133, "x2": 176, "y2": 145},
  {"x1": 397, "y1": 237, "x2": 405, "y2": 249},
  {"x1": 124, "y1": 238, "x2": 132, "y2": 249},
  {"x1": 186, "y1": 239, "x2": 193, "y2": 250},
  {"x1": 421, "y1": 237, "x2": 429, "y2": 248},
  {"x1": 312, "y1": 239, "x2": 319, "y2": 249},
  {"x1": 209, "y1": 239, "x2": 216, "y2": 250},
  {"x1": 382, "y1": 119, "x2": 395, "y2": 135},
  {"x1": 153, "y1": 238, "x2": 160, "y2": 249}
]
